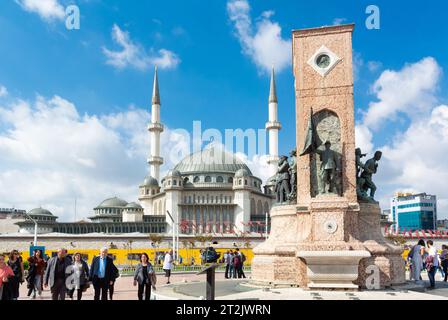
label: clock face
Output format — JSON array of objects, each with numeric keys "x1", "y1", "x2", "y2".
[{"x1": 316, "y1": 54, "x2": 331, "y2": 69}]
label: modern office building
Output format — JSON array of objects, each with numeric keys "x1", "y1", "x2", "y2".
[{"x1": 389, "y1": 192, "x2": 437, "y2": 231}]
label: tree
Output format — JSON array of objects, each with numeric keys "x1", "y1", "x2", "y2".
[{"x1": 149, "y1": 234, "x2": 163, "y2": 265}]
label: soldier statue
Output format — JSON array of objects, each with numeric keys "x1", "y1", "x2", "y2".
[
  {"x1": 315, "y1": 141, "x2": 339, "y2": 194},
  {"x1": 288, "y1": 149, "x2": 297, "y2": 201},
  {"x1": 275, "y1": 155, "x2": 290, "y2": 203},
  {"x1": 355, "y1": 148, "x2": 367, "y2": 199},
  {"x1": 358, "y1": 150, "x2": 382, "y2": 201}
]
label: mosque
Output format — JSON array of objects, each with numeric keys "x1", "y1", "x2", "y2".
[{"x1": 11, "y1": 67, "x2": 283, "y2": 239}]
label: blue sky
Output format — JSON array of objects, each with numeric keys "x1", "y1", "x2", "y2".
[{"x1": 1, "y1": 0, "x2": 448, "y2": 220}]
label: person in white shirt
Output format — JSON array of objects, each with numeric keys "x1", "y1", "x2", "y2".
[
  {"x1": 425, "y1": 240, "x2": 439, "y2": 289},
  {"x1": 163, "y1": 250, "x2": 173, "y2": 284}
]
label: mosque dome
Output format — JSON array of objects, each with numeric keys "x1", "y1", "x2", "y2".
[
  {"x1": 29, "y1": 208, "x2": 54, "y2": 217},
  {"x1": 96, "y1": 197, "x2": 128, "y2": 208},
  {"x1": 125, "y1": 202, "x2": 143, "y2": 210},
  {"x1": 235, "y1": 168, "x2": 251, "y2": 177},
  {"x1": 173, "y1": 146, "x2": 252, "y2": 175},
  {"x1": 166, "y1": 169, "x2": 182, "y2": 177},
  {"x1": 141, "y1": 176, "x2": 159, "y2": 187}
]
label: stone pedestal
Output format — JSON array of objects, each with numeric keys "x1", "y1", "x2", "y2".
[
  {"x1": 251, "y1": 201, "x2": 406, "y2": 289},
  {"x1": 297, "y1": 250, "x2": 370, "y2": 289}
]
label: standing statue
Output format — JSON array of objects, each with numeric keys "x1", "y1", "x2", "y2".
[
  {"x1": 288, "y1": 149, "x2": 297, "y2": 201},
  {"x1": 316, "y1": 141, "x2": 339, "y2": 194},
  {"x1": 299, "y1": 108, "x2": 342, "y2": 196},
  {"x1": 358, "y1": 150, "x2": 382, "y2": 202},
  {"x1": 355, "y1": 148, "x2": 367, "y2": 199},
  {"x1": 275, "y1": 156, "x2": 290, "y2": 203}
]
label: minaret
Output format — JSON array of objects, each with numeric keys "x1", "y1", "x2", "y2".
[
  {"x1": 266, "y1": 67, "x2": 281, "y2": 176},
  {"x1": 148, "y1": 66, "x2": 164, "y2": 182}
]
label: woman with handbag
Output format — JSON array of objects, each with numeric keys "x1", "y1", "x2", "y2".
[
  {"x1": 66, "y1": 252, "x2": 90, "y2": 300},
  {"x1": 7, "y1": 250, "x2": 24, "y2": 300},
  {"x1": 0, "y1": 254, "x2": 14, "y2": 300},
  {"x1": 27, "y1": 249, "x2": 46, "y2": 299},
  {"x1": 133, "y1": 253, "x2": 157, "y2": 300}
]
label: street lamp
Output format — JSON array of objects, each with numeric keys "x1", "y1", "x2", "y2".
[{"x1": 24, "y1": 212, "x2": 38, "y2": 246}]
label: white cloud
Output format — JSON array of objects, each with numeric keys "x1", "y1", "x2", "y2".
[
  {"x1": 227, "y1": 0, "x2": 291, "y2": 73},
  {"x1": 0, "y1": 85, "x2": 8, "y2": 97},
  {"x1": 367, "y1": 61, "x2": 383, "y2": 72},
  {"x1": 16, "y1": 0, "x2": 65, "y2": 21},
  {"x1": 333, "y1": 18, "x2": 347, "y2": 25},
  {"x1": 354, "y1": 57, "x2": 448, "y2": 219},
  {"x1": 0, "y1": 93, "x2": 187, "y2": 222},
  {"x1": 363, "y1": 57, "x2": 442, "y2": 130},
  {"x1": 102, "y1": 24, "x2": 180, "y2": 71}
]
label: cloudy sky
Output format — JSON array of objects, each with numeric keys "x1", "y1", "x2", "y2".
[{"x1": 0, "y1": 0, "x2": 447, "y2": 221}]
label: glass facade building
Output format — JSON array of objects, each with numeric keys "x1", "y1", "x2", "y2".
[{"x1": 389, "y1": 193, "x2": 437, "y2": 231}]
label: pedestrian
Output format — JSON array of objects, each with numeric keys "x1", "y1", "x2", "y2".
[
  {"x1": 89, "y1": 247, "x2": 116, "y2": 300},
  {"x1": 108, "y1": 262, "x2": 119, "y2": 300},
  {"x1": 0, "y1": 254, "x2": 14, "y2": 300},
  {"x1": 190, "y1": 256, "x2": 195, "y2": 266},
  {"x1": 440, "y1": 244, "x2": 448, "y2": 282},
  {"x1": 228, "y1": 251, "x2": 234, "y2": 278},
  {"x1": 43, "y1": 248, "x2": 72, "y2": 300},
  {"x1": 425, "y1": 240, "x2": 439, "y2": 289},
  {"x1": 224, "y1": 250, "x2": 231, "y2": 279},
  {"x1": 232, "y1": 250, "x2": 241, "y2": 279},
  {"x1": 66, "y1": 252, "x2": 90, "y2": 300},
  {"x1": 410, "y1": 239, "x2": 425, "y2": 283},
  {"x1": 133, "y1": 253, "x2": 157, "y2": 300},
  {"x1": 7, "y1": 250, "x2": 24, "y2": 300},
  {"x1": 238, "y1": 249, "x2": 246, "y2": 279},
  {"x1": 27, "y1": 249, "x2": 46, "y2": 299},
  {"x1": 163, "y1": 250, "x2": 173, "y2": 284}
]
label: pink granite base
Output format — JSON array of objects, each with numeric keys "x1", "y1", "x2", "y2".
[{"x1": 251, "y1": 201, "x2": 406, "y2": 289}]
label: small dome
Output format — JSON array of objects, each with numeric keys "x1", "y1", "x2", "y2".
[
  {"x1": 29, "y1": 208, "x2": 54, "y2": 217},
  {"x1": 265, "y1": 174, "x2": 277, "y2": 186},
  {"x1": 125, "y1": 202, "x2": 143, "y2": 210},
  {"x1": 142, "y1": 176, "x2": 159, "y2": 187},
  {"x1": 96, "y1": 197, "x2": 128, "y2": 208},
  {"x1": 166, "y1": 170, "x2": 182, "y2": 177},
  {"x1": 235, "y1": 168, "x2": 251, "y2": 177}
]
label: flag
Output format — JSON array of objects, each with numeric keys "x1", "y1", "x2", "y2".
[{"x1": 300, "y1": 107, "x2": 322, "y2": 156}]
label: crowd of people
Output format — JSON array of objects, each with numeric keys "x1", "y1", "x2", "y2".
[
  {"x1": 0, "y1": 247, "x2": 177, "y2": 301},
  {"x1": 407, "y1": 240, "x2": 448, "y2": 289},
  {"x1": 223, "y1": 248, "x2": 246, "y2": 279}
]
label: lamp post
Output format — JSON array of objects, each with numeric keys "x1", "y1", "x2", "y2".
[
  {"x1": 265, "y1": 211, "x2": 268, "y2": 240},
  {"x1": 24, "y1": 212, "x2": 38, "y2": 246},
  {"x1": 166, "y1": 211, "x2": 176, "y2": 261}
]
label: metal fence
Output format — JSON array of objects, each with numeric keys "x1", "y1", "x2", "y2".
[{"x1": 118, "y1": 264, "x2": 251, "y2": 275}]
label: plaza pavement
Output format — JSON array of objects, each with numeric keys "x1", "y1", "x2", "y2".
[{"x1": 18, "y1": 271, "x2": 448, "y2": 300}]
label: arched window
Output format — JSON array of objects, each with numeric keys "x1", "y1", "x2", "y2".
[
  {"x1": 193, "y1": 176, "x2": 200, "y2": 183},
  {"x1": 245, "y1": 179, "x2": 248, "y2": 185},
  {"x1": 173, "y1": 180, "x2": 177, "y2": 186},
  {"x1": 205, "y1": 176, "x2": 212, "y2": 183},
  {"x1": 250, "y1": 199, "x2": 256, "y2": 215},
  {"x1": 257, "y1": 200, "x2": 263, "y2": 215},
  {"x1": 217, "y1": 176, "x2": 224, "y2": 183},
  {"x1": 228, "y1": 177, "x2": 233, "y2": 184}
]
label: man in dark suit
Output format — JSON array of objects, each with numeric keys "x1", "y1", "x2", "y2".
[
  {"x1": 89, "y1": 247, "x2": 116, "y2": 300},
  {"x1": 43, "y1": 248, "x2": 72, "y2": 300}
]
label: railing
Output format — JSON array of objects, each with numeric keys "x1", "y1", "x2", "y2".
[{"x1": 118, "y1": 264, "x2": 252, "y2": 275}]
